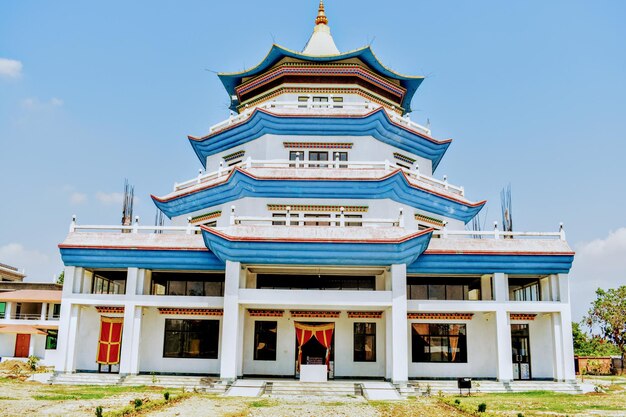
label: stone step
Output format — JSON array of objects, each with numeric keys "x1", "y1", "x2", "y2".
[{"x1": 264, "y1": 381, "x2": 362, "y2": 397}]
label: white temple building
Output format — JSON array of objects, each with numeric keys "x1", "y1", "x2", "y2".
[{"x1": 55, "y1": 1, "x2": 576, "y2": 384}]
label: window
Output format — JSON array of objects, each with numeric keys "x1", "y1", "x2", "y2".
[
  {"x1": 510, "y1": 278, "x2": 541, "y2": 301},
  {"x1": 254, "y1": 321, "x2": 277, "y2": 361},
  {"x1": 90, "y1": 272, "x2": 125, "y2": 295},
  {"x1": 312, "y1": 96, "x2": 329, "y2": 108},
  {"x1": 304, "y1": 213, "x2": 331, "y2": 226},
  {"x1": 407, "y1": 277, "x2": 481, "y2": 301},
  {"x1": 308, "y1": 151, "x2": 328, "y2": 167},
  {"x1": 411, "y1": 323, "x2": 467, "y2": 363},
  {"x1": 45, "y1": 330, "x2": 58, "y2": 350},
  {"x1": 298, "y1": 96, "x2": 309, "y2": 108},
  {"x1": 51, "y1": 304, "x2": 61, "y2": 319},
  {"x1": 0, "y1": 302, "x2": 5, "y2": 319},
  {"x1": 163, "y1": 319, "x2": 219, "y2": 359},
  {"x1": 354, "y1": 323, "x2": 376, "y2": 362},
  {"x1": 344, "y1": 214, "x2": 362, "y2": 227},
  {"x1": 151, "y1": 272, "x2": 225, "y2": 297},
  {"x1": 332, "y1": 96, "x2": 344, "y2": 108},
  {"x1": 332, "y1": 151, "x2": 348, "y2": 168},
  {"x1": 289, "y1": 151, "x2": 305, "y2": 167},
  {"x1": 256, "y1": 274, "x2": 375, "y2": 291}
]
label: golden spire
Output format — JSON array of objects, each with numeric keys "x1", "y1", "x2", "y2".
[{"x1": 315, "y1": 0, "x2": 328, "y2": 25}]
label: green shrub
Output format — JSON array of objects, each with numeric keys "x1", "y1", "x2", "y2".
[
  {"x1": 517, "y1": 413, "x2": 524, "y2": 417},
  {"x1": 27, "y1": 356, "x2": 40, "y2": 371},
  {"x1": 94, "y1": 406, "x2": 103, "y2": 417},
  {"x1": 164, "y1": 391, "x2": 170, "y2": 401},
  {"x1": 454, "y1": 398, "x2": 461, "y2": 405},
  {"x1": 477, "y1": 402, "x2": 487, "y2": 413},
  {"x1": 133, "y1": 398, "x2": 143, "y2": 409}
]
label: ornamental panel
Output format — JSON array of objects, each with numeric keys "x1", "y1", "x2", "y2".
[
  {"x1": 248, "y1": 309, "x2": 284, "y2": 317},
  {"x1": 290, "y1": 310, "x2": 341, "y2": 318},
  {"x1": 510, "y1": 314, "x2": 537, "y2": 321},
  {"x1": 283, "y1": 142, "x2": 353, "y2": 149},
  {"x1": 267, "y1": 204, "x2": 367, "y2": 213},
  {"x1": 157, "y1": 308, "x2": 223, "y2": 316},
  {"x1": 95, "y1": 306, "x2": 125, "y2": 314},
  {"x1": 407, "y1": 312, "x2": 474, "y2": 320},
  {"x1": 347, "y1": 311, "x2": 383, "y2": 319}
]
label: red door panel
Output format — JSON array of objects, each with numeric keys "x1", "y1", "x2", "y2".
[{"x1": 14, "y1": 334, "x2": 30, "y2": 358}]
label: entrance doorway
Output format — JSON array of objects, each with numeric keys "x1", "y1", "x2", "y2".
[
  {"x1": 294, "y1": 322, "x2": 335, "y2": 379},
  {"x1": 511, "y1": 324, "x2": 531, "y2": 380},
  {"x1": 14, "y1": 334, "x2": 30, "y2": 358}
]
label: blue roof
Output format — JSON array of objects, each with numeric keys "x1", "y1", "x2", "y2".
[
  {"x1": 201, "y1": 227, "x2": 433, "y2": 266},
  {"x1": 189, "y1": 108, "x2": 451, "y2": 171},
  {"x1": 152, "y1": 168, "x2": 485, "y2": 223},
  {"x1": 218, "y1": 44, "x2": 424, "y2": 113}
]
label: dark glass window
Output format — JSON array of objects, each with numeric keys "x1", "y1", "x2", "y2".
[
  {"x1": 272, "y1": 213, "x2": 287, "y2": 226},
  {"x1": 289, "y1": 151, "x2": 305, "y2": 161},
  {"x1": 332, "y1": 96, "x2": 344, "y2": 108},
  {"x1": 45, "y1": 330, "x2": 58, "y2": 350},
  {"x1": 256, "y1": 274, "x2": 375, "y2": 291},
  {"x1": 407, "y1": 277, "x2": 481, "y2": 301},
  {"x1": 304, "y1": 213, "x2": 331, "y2": 226},
  {"x1": 0, "y1": 302, "x2": 5, "y2": 319},
  {"x1": 308, "y1": 151, "x2": 328, "y2": 167},
  {"x1": 332, "y1": 151, "x2": 348, "y2": 168},
  {"x1": 151, "y1": 272, "x2": 225, "y2": 297},
  {"x1": 344, "y1": 214, "x2": 362, "y2": 227},
  {"x1": 354, "y1": 323, "x2": 376, "y2": 362},
  {"x1": 163, "y1": 319, "x2": 219, "y2": 359},
  {"x1": 510, "y1": 277, "x2": 542, "y2": 301},
  {"x1": 254, "y1": 321, "x2": 277, "y2": 361},
  {"x1": 411, "y1": 323, "x2": 467, "y2": 363}
]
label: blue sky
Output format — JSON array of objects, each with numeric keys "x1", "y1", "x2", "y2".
[{"x1": 0, "y1": 1, "x2": 624, "y2": 319}]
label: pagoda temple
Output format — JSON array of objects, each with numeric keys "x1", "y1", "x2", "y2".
[{"x1": 56, "y1": 1, "x2": 576, "y2": 385}]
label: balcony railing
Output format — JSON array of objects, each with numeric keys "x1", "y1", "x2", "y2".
[
  {"x1": 173, "y1": 158, "x2": 464, "y2": 197},
  {"x1": 69, "y1": 216, "x2": 565, "y2": 241},
  {"x1": 209, "y1": 99, "x2": 431, "y2": 137}
]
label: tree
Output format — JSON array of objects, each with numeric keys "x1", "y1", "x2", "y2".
[
  {"x1": 585, "y1": 286, "x2": 626, "y2": 371},
  {"x1": 572, "y1": 322, "x2": 620, "y2": 357},
  {"x1": 56, "y1": 271, "x2": 64, "y2": 285}
]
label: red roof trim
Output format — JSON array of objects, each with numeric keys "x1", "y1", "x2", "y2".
[
  {"x1": 58, "y1": 244, "x2": 209, "y2": 252},
  {"x1": 424, "y1": 249, "x2": 575, "y2": 256}
]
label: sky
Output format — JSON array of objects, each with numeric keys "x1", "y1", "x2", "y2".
[{"x1": 0, "y1": 0, "x2": 624, "y2": 321}]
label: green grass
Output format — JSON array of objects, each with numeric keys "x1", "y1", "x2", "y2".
[
  {"x1": 0, "y1": 396, "x2": 16, "y2": 400},
  {"x1": 249, "y1": 399, "x2": 275, "y2": 408}
]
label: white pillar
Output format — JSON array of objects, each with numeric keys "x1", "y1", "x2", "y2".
[
  {"x1": 28, "y1": 337, "x2": 36, "y2": 357},
  {"x1": 390, "y1": 264, "x2": 408, "y2": 383},
  {"x1": 220, "y1": 260, "x2": 242, "y2": 380},
  {"x1": 136, "y1": 270, "x2": 150, "y2": 295},
  {"x1": 126, "y1": 268, "x2": 139, "y2": 296},
  {"x1": 384, "y1": 307, "x2": 393, "y2": 380},
  {"x1": 493, "y1": 272, "x2": 508, "y2": 302},
  {"x1": 56, "y1": 304, "x2": 81, "y2": 373},
  {"x1": 551, "y1": 312, "x2": 565, "y2": 381},
  {"x1": 559, "y1": 309, "x2": 576, "y2": 381},
  {"x1": 62, "y1": 266, "x2": 82, "y2": 296},
  {"x1": 119, "y1": 305, "x2": 143, "y2": 375},
  {"x1": 480, "y1": 275, "x2": 493, "y2": 300},
  {"x1": 4, "y1": 302, "x2": 13, "y2": 320},
  {"x1": 40, "y1": 303, "x2": 48, "y2": 321},
  {"x1": 495, "y1": 309, "x2": 513, "y2": 381}
]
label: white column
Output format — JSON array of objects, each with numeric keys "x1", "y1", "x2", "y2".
[
  {"x1": 551, "y1": 312, "x2": 565, "y2": 381},
  {"x1": 236, "y1": 305, "x2": 245, "y2": 377},
  {"x1": 390, "y1": 264, "x2": 408, "y2": 383},
  {"x1": 40, "y1": 303, "x2": 48, "y2": 321},
  {"x1": 119, "y1": 305, "x2": 143, "y2": 375},
  {"x1": 480, "y1": 275, "x2": 493, "y2": 300},
  {"x1": 220, "y1": 260, "x2": 242, "y2": 380},
  {"x1": 493, "y1": 272, "x2": 509, "y2": 302},
  {"x1": 126, "y1": 268, "x2": 139, "y2": 296},
  {"x1": 559, "y1": 310, "x2": 576, "y2": 381},
  {"x1": 495, "y1": 309, "x2": 513, "y2": 381},
  {"x1": 63, "y1": 266, "x2": 82, "y2": 296},
  {"x1": 28, "y1": 337, "x2": 36, "y2": 357},
  {"x1": 136, "y1": 270, "x2": 150, "y2": 295},
  {"x1": 4, "y1": 302, "x2": 13, "y2": 320},
  {"x1": 56, "y1": 304, "x2": 81, "y2": 373},
  {"x1": 384, "y1": 307, "x2": 393, "y2": 380}
]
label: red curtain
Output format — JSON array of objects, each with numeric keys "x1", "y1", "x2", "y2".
[
  {"x1": 96, "y1": 317, "x2": 124, "y2": 365},
  {"x1": 295, "y1": 322, "x2": 335, "y2": 370}
]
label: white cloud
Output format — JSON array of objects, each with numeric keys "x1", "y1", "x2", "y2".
[
  {"x1": 96, "y1": 191, "x2": 125, "y2": 205},
  {"x1": 569, "y1": 227, "x2": 626, "y2": 321},
  {"x1": 0, "y1": 243, "x2": 59, "y2": 283},
  {"x1": 69, "y1": 192, "x2": 87, "y2": 204},
  {"x1": 0, "y1": 58, "x2": 22, "y2": 78},
  {"x1": 20, "y1": 97, "x2": 64, "y2": 109}
]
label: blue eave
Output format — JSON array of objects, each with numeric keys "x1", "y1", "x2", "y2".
[
  {"x1": 189, "y1": 108, "x2": 451, "y2": 171},
  {"x1": 59, "y1": 248, "x2": 225, "y2": 270},
  {"x1": 408, "y1": 253, "x2": 575, "y2": 275},
  {"x1": 218, "y1": 45, "x2": 424, "y2": 113},
  {"x1": 201, "y1": 228, "x2": 432, "y2": 266},
  {"x1": 152, "y1": 169, "x2": 485, "y2": 223}
]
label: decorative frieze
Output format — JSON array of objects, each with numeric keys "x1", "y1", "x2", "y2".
[
  {"x1": 95, "y1": 306, "x2": 124, "y2": 314},
  {"x1": 222, "y1": 150, "x2": 245, "y2": 162},
  {"x1": 347, "y1": 311, "x2": 383, "y2": 319},
  {"x1": 414, "y1": 214, "x2": 445, "y2": 228},
  {"x1": 290, "y1": 310, "x2": 341, "y2": 318},
  {"x1": 190, "y1": 210, "x2": 222, "y2": 224},
  {"x1": 157, "y1": 308, "x2": 223, "y2": 316},
  {"x1": 283, "y1": 142, "x2": 353, "y2": 150},
  {"x1": 393, "y1": 152, "x2": 416, "y2": 164},
  {"x1": 510, "y1": 313, "x2": 537, "y2": 321},
  {"x1": 407, "y1": 312, "x2": 474, "y2": 320},
  {"x1": 248, "y1": 309, "x2": 284, "y2": 317},
  {"x1": 267, "y1": 204, "x2": 368, "y2": 213}
]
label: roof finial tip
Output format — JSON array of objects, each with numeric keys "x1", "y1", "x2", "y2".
[{"x1": 315, "y1": 0, "x2": 328, "y2": 26}]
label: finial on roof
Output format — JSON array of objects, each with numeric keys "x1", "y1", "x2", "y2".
[{"x1": 315, "y1": 0, "x2": 328, "y2": 25}]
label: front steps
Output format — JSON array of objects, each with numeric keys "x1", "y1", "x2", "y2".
[
  {"x1": 408, "y1": 380, "x2": 584, "y2": 395},
  {"x1": 49, "y1": 373, "x2": 229, "y2": 393},
  {"x1": 263, "y1": 380, "x2": 364, "y2": 398}
]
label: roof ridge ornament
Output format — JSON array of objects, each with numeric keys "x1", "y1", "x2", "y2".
[{"x1": 315, "y1": 0, "x2": 328, "y2": 25}]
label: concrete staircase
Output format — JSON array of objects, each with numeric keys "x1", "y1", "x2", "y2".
[
  {"x1": 262, "y1": 380, "x2": 364, "y2": 398},
  {"x1": 49, "y1": 373, "x2": 230, "y2": 393},
  {"x1": 408, "y1": 380, "x2": 584, "y2": 395}
]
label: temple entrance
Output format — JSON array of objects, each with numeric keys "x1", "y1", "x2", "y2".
[
  {"x1": 294, "y1": 322, "x2": 335, "y2": 379},
  {"x1": 14, "y1": 334, "x2": 30, "y2": 358},
  {"x1": 96, "y1": 317, "x2": 123, "y2": 374},
  {"x1": 511, "y1": 324, "x2": 531, "y2": 380}
]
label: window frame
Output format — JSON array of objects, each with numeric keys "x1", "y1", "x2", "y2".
[
  {"x1": 353, "y1": 322, "x2": 376, "y2": 362},
  {"x1": 411, "y1": 323, "x2": 467, "y2": 363},
  {"x1": 253, "y1": 321, "x2": 278, "y2": 361},
  {"x1": 45, "y1": 329, "x2": 58, "y2": 350},
  {"x1": 162, "y1": 319, "x2": 220, "y2": 359}
]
